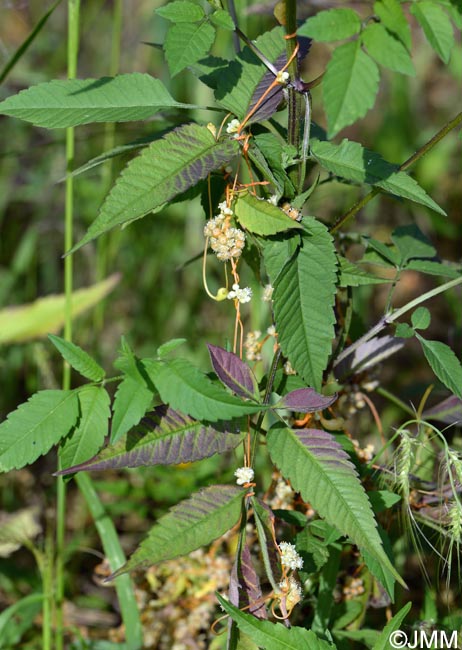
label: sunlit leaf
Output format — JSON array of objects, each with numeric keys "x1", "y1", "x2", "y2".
[
  {"x1": 234, "y1": 194, "x2": 302, "y2": 236},
  {"x1": 411, "y1": 1, "x2": 454, "y2": 63},
  {"x1": 110, "y1": 376, "x2": 153, "y2": 444},
  {"x1": 71, "y1": 124, "x2": 238, "y2": 252},
  {"x1": 361, "y1": 23, "x2": 415, "y2": 75},
  {"x1": 0, "y1": 74, "x2": 194, "y2": 128},
  {"x1": 48, "y1": 334, "x2": 105, "y2": 381},
  {"x1": 0, "y1": 390, "x2": 79, "y2": 472},
  {"x1": 156, "y1": 0, "x2": 205, "y2": 22},
  {"x1": 165, "y1": 22, "x2": 215, "y2": 77},
  {"x1": 111, "y1": 485, "x2": 243, "y2": 576},
  {"x1": 374, "y1": 0, "x2": 412, "y2": 50},
  {"x1": 298, "y1": 8, "x2": 361, "y2": 41}
]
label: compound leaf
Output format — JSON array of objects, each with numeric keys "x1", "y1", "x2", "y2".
[
  {"x1": 48, "y1": 334, "x2": 105, "y2": 382},
  {"x1": 267, "y1": 425, "x2": 405, "y2": 595},
  {"x1": 143, "y1": 358, "x2": 263, "y2": 422},
  {"x1": 0, "y1": 74, "x2": 193, "y2": 128},
  {"x1": 58, "y1": 405, "x2": 243, "y2": 474},
  {"x1": 72, "y1": 124, "x2": 238, "y2": 252},
  {"x1": 311, "y1": 139, "x2": 446, "y2": 215},
  {"x1": 112, "y1": 485, "x2": 243, "y2": 576},
  {"x1": 165, "y1": 22, "x2": 215, "y2": 77},
  {"x1": 298, "y1": 8, "x2": 361, "y2": 42},
  {"x1": 271, "y1": 220, "x2": 337, "y2": 390},
  {"x1": 60, "y1": 386, "x2": 110, "y2": 470},
  {"x1": 0, "y1": 390, "x2": 79, "y2": 472},
  {"x1": 323, "y1": 41, "x2": 380, "y2": 137}
]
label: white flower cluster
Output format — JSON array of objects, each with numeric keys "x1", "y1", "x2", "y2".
[
  {"x1": 244, "y1": 330, "x2": 262, "y2": 361},
  {"x1": 226, "y1": 118, "x2": 241, "y2": 135},
  {"x1": 279, "y1": 541, "x2": 303, "y2": 571},
  {"x1": 262, "y1": 284, "x2": 274, "y2": 302},
  {"x1": 234, "y1": 466, "x2": 254, "y2": 486},
  {"x1": 283, "y1": 360, "x2": 297, "y2": 375},
  {"x1": 227, "y1": 283, "x2": 252, "y2": 304},
  {"x1": 279, "y1": 576, "x2": 303, "y2": 609},
  {"x1": 203, "y1": 202, "x2": 246, "y2": 262},
  {"x1": 276, "y1": 70, "x2": 290, "y2": 85}
]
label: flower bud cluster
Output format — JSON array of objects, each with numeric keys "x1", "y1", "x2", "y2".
[
  {"x1": 203, "y1": 202, "x2": 246, "y2": 262},
  {"x1": 234, "y1": 466, "x2": 255, "y2": 486},
  {"x1": 244, "y1": 330, "x2": 262, "y2": 361}
]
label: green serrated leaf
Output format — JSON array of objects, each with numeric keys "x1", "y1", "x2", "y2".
[
  {"x1": 210, "y1": 9, "x2": 234, "y2": 30},
  {"x1": 270, "y1": 220, "x2": 337, "y2": 390},
  {"x1": 374, "y1": 0, "x2": 412, "y2": 50},
  {"x1": 368, "y1": 490, "x2": 402, "y2": 513},
  {"x1": 361, "y1": 23, "x2": 415, "y2": 75},
  {"x1": 71, "y1": 124, "x2": 238, "y2": 252},
  {"x1": 0, "y1": 74, "x2": 194, "y2": 128},
  {"x1": 372, "y1": 602, "x2": 412, "y2": 650},
  {"x1": 323, "y1": 41, "x2": 380, "y2": 137},
  {"x1": 416, "y1": 334, "x2": 462, "y2": 399},
  {"x1": 267, "y1": 425, "x2": 405, "y2": 594},
  {"x1": 0, "y1": 390, "x2": 79, "y2": 472},
  {"x1": 165, "y1": 22, "x2": 215, "y2": 77},
  {"x1": 143, "y1": 358, "x2": 263, "y2": 422},
  {"x1": 363, "y1": 237, "x2": 400, "y2": 266},
  {"x1": 217, "y1": 594, "x2": 337, "y2": 650},
  {"x1": 234, "y1": 194, "x2": 302, "y2": 236},
  {"x1": 411, "y1": 306, "x2": 431, "y2": 330},
  {"x1": 48, "y1": 334, "x2": 105, "y2": 381},
  {"x1": 298, "y1": 8, "x2": 361, "y2": 42},
  {"x1": 338, "y1": 256, "x2": 389, "y2": 287},
  {"x1": 156, "y1": 0, "x2": 205, "y2": 22},
  {"x1": 112, "y1": 485, "x2": 243, "y2": 576},
  {"x1": 110, "y1": 376, "x2": 153, "y2": 444},
  {"x1": 311, "y1": 139, "x2": 446, "y2": 215},
  {"x1": 0, "y1": 275, "x2": 119, "y2": 343},
  {"x1": 411, "y1": 1, "x2": 454, "y2": 63},
  {"x1": 214, "y1": 27, "x2": 285, "y2": 120},
  {"x1": 60, "y1": 386, "x2": 110, "y2": 470}
]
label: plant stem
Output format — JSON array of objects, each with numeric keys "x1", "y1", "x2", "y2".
[
  {"x1": 55, "y1": 2, "x2": 80, "y2": 649},
  {"x1": 330, "y1": 110, "x2": 462, "y2": 234},
  {"x1": 284, "y1": 0, "x2": 300, "y2": 151}
]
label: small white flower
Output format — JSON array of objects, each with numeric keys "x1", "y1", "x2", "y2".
[
  {"x1": 218, "y1": 200, "x2": 233, "y2": 216},
  {"x1": 227, "y1": 283, "x2": 252, "y2": 304},
  {"x1": 234, "y1": 466, "x2": 254, "y2": 486},
  {"x1": 276, "y1": 70, "x2": 290, "y2": 85},
  {"x1": 267, "y1": 325, "x2": 277, "y2": 337},
  {"x1": 226, "y1": 118, "x2": 241, "y2": 134},
  {"x1": 279, "y1": 541, "x2": 303, "y2": 570},
  {"x1": 262, "y1": 284, "x2": 274, "y2": 302}
]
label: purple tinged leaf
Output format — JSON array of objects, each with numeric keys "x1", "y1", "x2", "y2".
[
  {"x1": 277, "y1": 388, "x2": 337, "y2": 413},
  {"x1": 423, "y1": 395, "x2": 462, "y2": 425},
  {"x1": 55, "y1": 405, "x2": 243, "y2": 474},
  {"x1": 247, "y1": 37, "x2": 312, "y2": 124},
  {"x1": 252, "y1": 498, "x2": 282, "y2": 591},
  {"x1": 239, "y1": 544, "x2": 267, "y2": 619},
  {"x1": 207, "y1": 344, "x2": 259, "y2": 399}
]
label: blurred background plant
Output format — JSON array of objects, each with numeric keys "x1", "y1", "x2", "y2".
[{"x1": 0, "y1": 0, "x2": 461, "y2": 648}]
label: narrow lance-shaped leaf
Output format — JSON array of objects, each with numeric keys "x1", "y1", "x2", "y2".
[
  {"x1": 311, "y1": 138, "x2": 446, "y2": 215},
  {"x1": 322, "y1": 40, "x2": 380, "y2": 137},
  {"x1": 372, "y1": 602, "x2": 412, "y2": 650},
  {"x1": 59, "y1": 386, "x2": 110, "y2": 471},
  {"x1": 48, "y1": 334, "x2": 105, "y2": 382},
  {"x1": 266, "y1": 425, "x2": 405, "y2": 594},
  {"x1": 71, "y1": 124, "x2": 238, "y2": 253},
  {"x1": 234, "y1": 194, "x2": 302, "y2": 236},
  {"x1": 269, "y1": 220, "x2": 337, "y2": 390},
  {"x1": 0, "y1": 74, "x2": 196, "y2": 128},
  {"x1": 143, "y1": 358, "x2": 264, "y2": 422},
  {"x1": 111, "y1": 485, "x2": 244, "y2": 577},
  {"x1": 208, "y1": 344, "x2": 259, "y2": 399},
  {"x1": 217, "y1": 595, "x2": 337, "y2": 650},
  {"x1": 57, "y1": 405, "x2": 244, "y2": 474},
  {"x1": 275, "y1": 388, "x2": 337, "y2": 413},
  {"x1": 0, "y1": 390, "x2": 79, "y2": 472}
]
